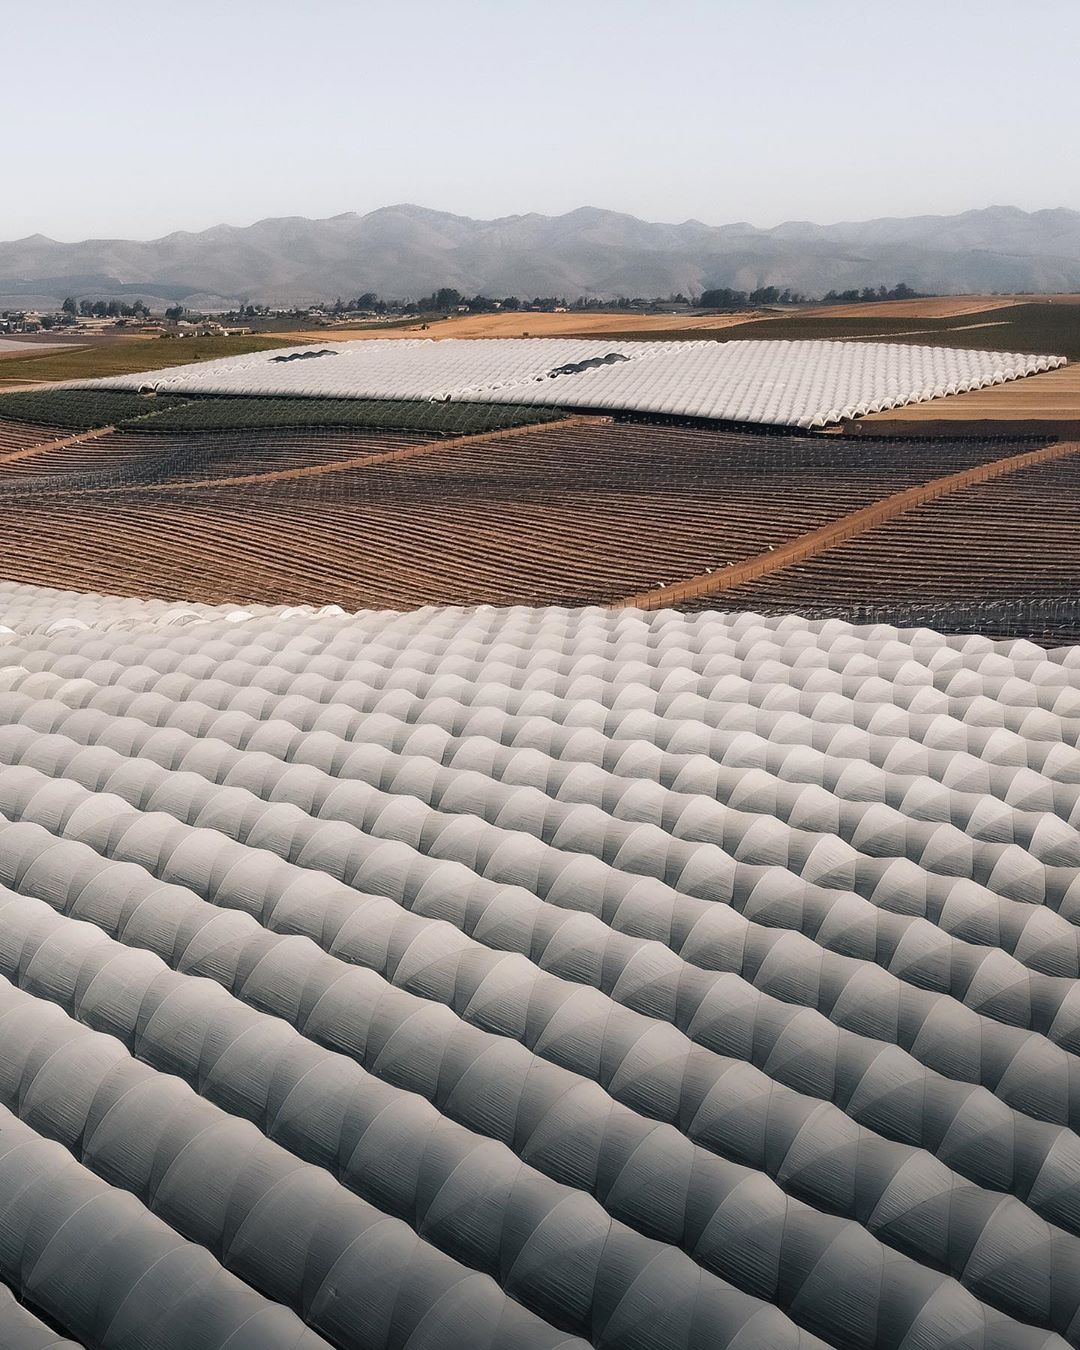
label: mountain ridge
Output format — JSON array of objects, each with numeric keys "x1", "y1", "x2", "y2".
[{"x1": 2, "y1": 204, "x2": 1079, "y2": 308}]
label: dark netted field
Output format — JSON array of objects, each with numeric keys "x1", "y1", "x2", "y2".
[
  {"x1": 122, "y1": 396, "x2": 569, "y2": 436},
  {"x1": 0, "y1": 389, "x2": 568, "y2": 437},
  {"x1": 0, "y1": 390, "x2": 189, "y2": 429},
  {"x1": 584, "y1": 303, "x2": 1080, "y2": 359},
  {"x1": 0, "y1": 419, "x2": 1040, "y2": 611}
]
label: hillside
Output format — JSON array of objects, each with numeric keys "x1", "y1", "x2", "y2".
[{"x1": 2, "y1": 204, "x2": 1080, "y2": 308}]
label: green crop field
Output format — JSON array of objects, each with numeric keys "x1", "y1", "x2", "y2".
[
  {"x1": 136, "y1": 396, "x2": 567, "y2": 436},
  {"x1": 0, "y1": 389, "x2": 189, "y2": 429},
  {"x1": 0, "y1": 388, "x2": 568, "y2": 437},
  {"x1": 0, "y1": 333, "x2": 297, "y2": 388}
]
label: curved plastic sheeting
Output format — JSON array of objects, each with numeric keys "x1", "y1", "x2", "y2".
[
  {"x1": 0, "y1": 976, "x2": 616, "y2": 1350},
  {"x1": 0, "y1": 728, "x2": 1074, "y2": 1229},
  {"x1": 0, "y1": 893, "x2": 872, "y2": 1350},
  {"x1": 0, "y1": 1103, "x2": 331, "y2": 1350},
  {"x1": 0, "y1": 589, "x2": 1078, "y2": 1349},
  {"x1": 1, "y1": 706, "x2": 1077, "y2": 1146},
  {"x1": 61, "y1": 337, "x2": 1068, "y2": 429},
  {"x1": 0, "y1": 806, "x2": 1078, "y2": 1344},
  {"x1": 0, "y1": 1285, "x2": 84, "y2": 1350}
]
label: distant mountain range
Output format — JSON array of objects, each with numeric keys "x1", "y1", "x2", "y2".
[{"x1": 2, "y1": 204, "x2": 1080, "y2": 310}]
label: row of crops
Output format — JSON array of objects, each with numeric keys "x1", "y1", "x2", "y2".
[
  {"x1": 0, "y1": 390, "x2": 189, "y2": 430},
  {"x1": 0, "y1": 389, "x2": 568, "y2": 436}
]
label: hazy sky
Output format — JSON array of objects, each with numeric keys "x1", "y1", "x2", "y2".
[{"x1": 5, "y1": 0, "x2": 1077, "y2": 241}]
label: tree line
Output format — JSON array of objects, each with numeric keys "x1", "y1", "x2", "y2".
[
  {"x1": 329, "y1": 282, "x2": 928, "y2": 316},
  {"x1": 698, "y1": 282, "x2": 923, "y2": 308},
  {"x1": 37, "y1": 278, "x2": 929, "y2": 329},
  {"x1": 39, "y1": 297, "x2": 152, "y2": 328}
]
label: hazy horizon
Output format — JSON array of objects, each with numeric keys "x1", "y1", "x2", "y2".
[
  {"x1": 6, "y1": 200, "x2": 1079, "y2": 249},
  {"x1": 6, "y1": 0, "x2": 1078, "y2": 242}
]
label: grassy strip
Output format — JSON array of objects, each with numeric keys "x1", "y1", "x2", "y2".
[{"x1": 0, "y1": 333, "x2": 298, "y2": 388}]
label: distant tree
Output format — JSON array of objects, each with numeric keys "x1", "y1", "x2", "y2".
[
  {"x1": 501, "y1": 296, "x2": 521, "y2": 311},
  {"x1": 91, "y1": 300, "x2": 109, "y2": 317},
  {"x1": 700, "y1": 287, "x2": 748, "y2": 308},
  {"x1": 79, "y1": 299, "x2": 94, "y2": 316},
  {"x1": 61, "y1": 297, "x2": 78, "y2": 317},
  {"x1": 820, "y1": 282, "x2": 923, "y2": 305},
  {"x1": 106, "y1": 300, "x2": 121, "y2": 317},
  {"x1": 164, "y1": 305, "x2": 184, "y2": 321},
  {"x1": 434, "y1": 287, "x2": 462, "y2": 311},
  {"x1": 39, "y1": 314, "x2": 57, "y2": 329}
]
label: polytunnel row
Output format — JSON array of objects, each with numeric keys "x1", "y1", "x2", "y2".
[
  {"x1": 0, "y1": 592, "x2": 1076, "y2": 1349},
  {"x1": 3, "y1": 652, "x2": 1079, "y2": 1041},
  {"x1": 3, "y1": 618, "x2": 1079, "y2": 967},
  {"x1": 467, "y1": 340, "x2": 1068, "y2": 427},
  {"x1": 65, "y1": 338, "x2": 655, "y2": 402},
  {"x1": 0, "y1": 729, "x2": 1079, "y2": 1257},
  {"x1": 2, "y1": 626, "x2": 1080, "y2": 1058},
  {"x1": 0, "y1": 810, "x2": 1069, "y2": 1350},
  {"x1": 0, "y1": 886, "x2": 1042, "y2": 1350},
  {"x1": 0, "y1": 1284, "x2": 82, "y2": 1350},
  {"x1": 138, "y1": 696, "x2": 1080, "y2": 969},
  {"x1": 5, "y1": 583, "x2": 1079, "y2": 670},
  {"x1": 2, "y1": 702, "x2": 1080, "y2": 1165},
  {"x1": 5, "y1": 615, "x2": 1080, "y2": 833},
  {"x1": 13, "y1": 621, "x2": 1080, "y2": 743},
  {"x1": 6, "y1": 645, "x2": 1077, "y2": 941},
  {"x1": 64, "y1": 337, "x2": 1068, "y2": 429},
  {"x1": 0, "y1": 1102, "x2": 332, "y2": 1350},
  {"x1": 0, "y1": 965, "x2": 623, "y2": 1350},
  {"x1": 0, "y1": 763, "x2": 1079, "y2": 1347},
  {"x1": 7, "y1": 597, "x2": 1079, "y2": 752}
]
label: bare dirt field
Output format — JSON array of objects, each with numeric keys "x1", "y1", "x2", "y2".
[
  {"x1": 285, "y1": 310, "x2": 762, "y2": 343},
  {"x1": 857, "y1": 361, "x2": 1080, "y2": 424},
  {"x1": 0, "y1": 418, "x2": 1018, "y2": 609},
  {"x1": 798, "y1": 296, "x2": 1025, "y2": 320},
  {"x1": 303, "y1": 298, "x2": 1079, "y2": 340},
  {"x1": 0, "y1": 337, "x2": 84, "y2": 358},
  {"x1": 807, "y1": 294, "x2": 1080, "y2": 320}
]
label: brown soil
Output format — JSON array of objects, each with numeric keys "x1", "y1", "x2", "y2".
[
  {"x1": 284, "y1": 311, "x2": 760, "y2": 343},
  {"x1": 857, "y1": 362, "x2": 1080, "y2": 423},
  {"x1": 797, "y1": 296, "x2": 1025, "y2": 320}
]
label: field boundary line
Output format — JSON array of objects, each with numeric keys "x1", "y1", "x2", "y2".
[
  {"x1": 615, "y1": 438, "x2": 1080, "y2": 610},
  {"x1": 83, "y1": 414, "x2": 601, "y2": 493},
  {"x1": 0, "y1": 398, "x2": 201, "y2": 470},
  {"x1": 0, "y1": 424, "x2": 118, "y2": 468}
]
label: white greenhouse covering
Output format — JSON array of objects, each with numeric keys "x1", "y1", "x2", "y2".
[
  {"x1": 68, "y1": 336, "x2": 1067, "y2": 427},
  {"x1": 0, "y1": 582, "x2": 1077, "y2": 1349}
]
